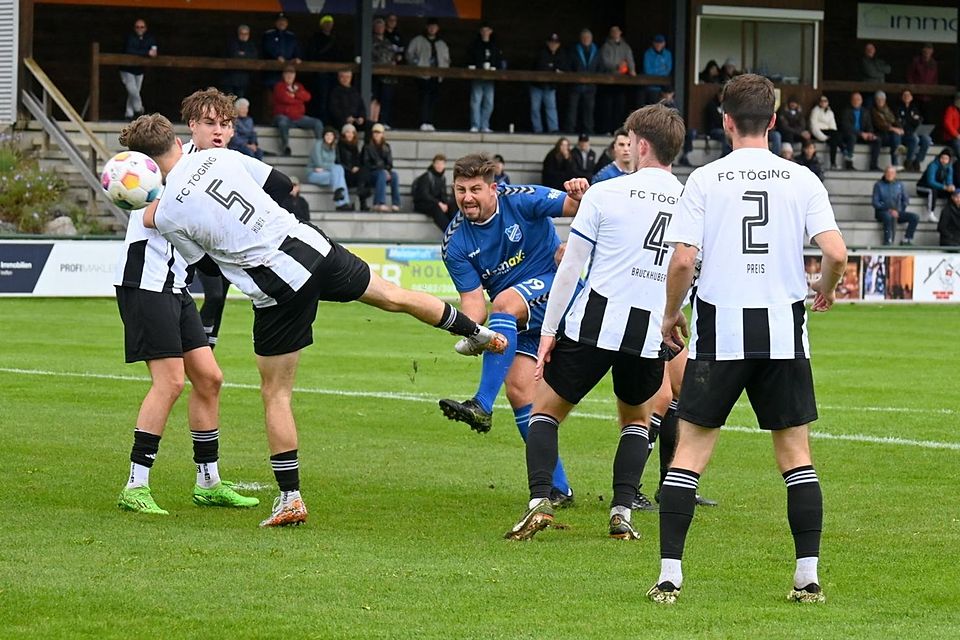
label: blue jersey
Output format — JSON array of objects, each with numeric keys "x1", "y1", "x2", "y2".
[
  {"x1": 442, "y1": 184, "x2": 566, "y2": 299},
  {"x1": 591, "y1": 162, "x2": 631, "y2": 184}
]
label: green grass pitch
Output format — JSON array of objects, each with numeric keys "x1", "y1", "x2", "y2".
[{"x1": 1, "y1": 298, "x2": 958, "y2": 639}]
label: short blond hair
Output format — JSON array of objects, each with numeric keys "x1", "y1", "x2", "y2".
[{"x1": 118, "y1": 114, "x2": 177, "y2": 158}]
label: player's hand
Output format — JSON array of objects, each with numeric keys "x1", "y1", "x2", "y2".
[
  {"x1": 660, "y1": 311, "x2": 688, "y2": 352},
  {"x1": 554, "y1": 242, "x2": 566, "y2": 266},
  {"x1": 562, "y1": 178, "x2": 590, "y2": 201},
  {"x1": 535, "y1": 335, "x2": 557, "y2": 381},
  {"x1": 810, "y1": 277, "x2": 836, "y2": 312}
]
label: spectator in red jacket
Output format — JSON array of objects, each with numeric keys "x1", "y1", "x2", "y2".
[
  {"x1": 272, "y1": 65, "x2": 324, "y2": 155},
  {"x1": 942, "y1": 92, "x2": 960, "y2": 161},
  {"x1": 906, "y1": 43, "x2": 939, "y2": 86}
]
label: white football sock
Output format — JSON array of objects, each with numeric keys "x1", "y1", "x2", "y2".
[
  {"x1": 658, "y1": 559, "x2": 683, "y2": 588},
  {"x1": 611, "y1": 505, "x2": 631, "y2": 521},
  {"x1": 196, "y1": 461, "x2": 221, "y2": 489},
  {"x1": 126, "y1": 462, "x2": 150, "y2": 489},
  {"x1": 795, "y1": 556, "x2": 819, "y2": 588}
]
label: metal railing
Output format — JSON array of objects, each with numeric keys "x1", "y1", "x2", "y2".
[{"x1": 21, "y1": 57, "x2": 128, "y2": 228}]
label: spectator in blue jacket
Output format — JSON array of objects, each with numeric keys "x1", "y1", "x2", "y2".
[
  {"x1": 564, "y1": 29, "x2": 603, "y2": 135},
  {"x1": 120, "y1": 18, "x2": 157, "y2": 120},
  {"x1": 917, "y1": 149, "x2": 956, "y2": 221},
  {"x1": 262, "y1": 13, "x2": 302, "y2": 89},
  {"x1": 873, "y1": 166, "x2": 918, "y2": 245},
  {"x1": 228, "y1": 98, "x2": 264, "y2": 160},
  {"x1": 642, "y1": 34, "x2": 672, "y2": 105},
  {"x1": 306, "y1": 127, "x2": 352, "y2": 211}
]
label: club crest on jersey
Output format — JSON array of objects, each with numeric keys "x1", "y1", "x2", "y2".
[{"x1": 505, "y1": 224, "x2": 523, "y2": 243}]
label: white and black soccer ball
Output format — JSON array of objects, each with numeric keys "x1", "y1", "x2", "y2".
[{"x1": 101, "y1": 150, "x2": 162, "y2": 211}]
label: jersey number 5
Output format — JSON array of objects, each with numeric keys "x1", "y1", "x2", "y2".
[
  {"x1": 206, "y1": 179, "x2": 255, "y2": 224},
  {"x1": 643, "y1": 211, "x2": 673, "y2": 266},
  {"x1": 741, "y1": 190, "x2": 769, "y2": 255}
]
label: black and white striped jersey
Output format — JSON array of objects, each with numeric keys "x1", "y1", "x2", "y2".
[
  {"x1": 154, "y1": 148, "x2": 329, "y2": 308},
  {"x1": 112, "y1": 140, "x2": 202, "y2": 294},
  {"x1": 664, "y1": 148, "x2": 840, "y2": 360},
  {"x1": 559, "y1": 168, "x2": 684, "y2": 357}
]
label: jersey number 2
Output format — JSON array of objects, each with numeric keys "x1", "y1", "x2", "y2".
[
  {"x1": 643, "y1": 211, "x2": 673, "y2": 266},
  {"x1": 206, "y1": 179, "x2": 255, "y2": 224},
  {"x1": 741, "y1": 190, "x2": 769, "y2": 255}
]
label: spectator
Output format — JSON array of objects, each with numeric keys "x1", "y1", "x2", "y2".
[
  {"x1": 719, "y1": 58, "x2": 739, "y2": 83},
  {"x1": 371, "y1": 17, "x2": 398, "y2": 128},
  {"x1": 599, "y1": 25, "x2": 635, "y2": 133},
  {"x1": 272, "y1": 65, "x2": 323, "y2": 156},
  {"x1": 809, "y1": 94, "x2": 841, "y2": 170},
  {"x1": 860, "y1": 43, "x2": 891, "y2": 83},
  {"x1": 384, "y1": 14, "x2": 405, "y2": 64},
  {"x1": 565, "y1": 28, "x2": 602, "y2": 135},
  {"x1": 897, "y1": 90, "x2": 931, "y2": 172},
  {"x1": 306, "y1": 14, "x2": 340, "y2": 121},
  {"x1": 796, "y1": 140, "x2": 825, "y2": 182},
  {"x1": 906, "y1": 43, "x2": 938, "y2": 88},
  {"x1": 776, "y1": 95, "x2": 810, "y2": 150},
  {"x1": 872, "y1": 91, "x2": 908, "y2": 169},
  {"x1": 530, "y1": 33, "x2": 565, "y2": 134},
  {"x1": 938, "y1": 190, "x2": 960, "y2": 247},
  {"x1": 779, "y1": 146, "x2": 795, "y2": 161},
  {"x1": 917, "y1": 149, "x2": 956, "y2": 221},
  {"x1": 281, "y1": 176, "x2": 311, "y2": 223},
  {"x1": 872, "y1": 166, "x2": 918, "y2": 245},
  {"x1": 682, "y1": 88, "x2": 731, "y2": 163},
  {"x1": 493, "y1": 154, "x2": 511, "y2": 185},
  {"x1": 840, "y1": 92, "x2": 881, "y2": 171},
  {"x1": 593, "y1": 138, "x2": 614, "y2": 174},
  {"x1": 228, "y1": 98, "x2": 264, "y2": 160},
  {"x1": 942, "y1": 93, "x2": 960, "y2": 159},
  {"x1": 362, "y1": 123, "x2": 401, "y2": 212},
  {"x1": 221, "y1": 24, "x2": 256, "y2": 99},
  {"x1": 699, "y1": 59, "x2": 721, "y2": 84},
  {"x1": 407, "y1": 18, "x2": 450, "y2": 132},
  {"x1": 328, "y1": 70, "x2": 366, "y2": 131},
  {"x1": 572, "y1": 133, "x2": 597, "y2": 179},
  {"x1": 591, "y1": 128, "x2": 632, "y2": 183},
  {"x1": 306, "y1": 127, "x2": 353, "y2": 211},
  {"x1": 641, "y1": 34, "x2": 672, "y2": 105},
  {"x1": 467, "y1": 23, "x2": 504, "y2": 133},
  {"x1": 338, "y1": 123, "x2": 368, "y2": 210},
  {"x1": 261, "y1": 13, "x2": 301, "y2": 89},
  {"x1": 541, "y1": 137, "x2": 577, "y2": 189},
  {"x1": 119, "y1": 18, "x2": 157, "y2": 120},
  {"x1": 412, "y1": 153, "x2": 455, "y2": 230}
]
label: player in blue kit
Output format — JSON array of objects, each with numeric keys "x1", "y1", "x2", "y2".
[{"x1": 438, "y1": 153, "x2": 587, "y2": 506}]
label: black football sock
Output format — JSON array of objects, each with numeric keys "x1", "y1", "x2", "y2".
[
  {"x1": 270, "y1": 449, "x2": 300, "y2": 493},
  {"x1": 784, "y1": 465, "x2": 823, "y2": 559},
  {"x1": 130, "y1": 429, "x2": 160, "y2": 468},
  {"x1": 658, "y1": 399, "x2": 680, "y2": 489},
  {"x1": 526, "y1": 414, "x2": 560, "y2": 501},
  {"x1": 435, "y1": 302, "x2": 479, "y2": 337},
  {"x1": 659, "y1": 468, "x2": 700, "y2": 560},
  {"x1": 612, "y1": 424, "x2": 650, "y2": 509}
]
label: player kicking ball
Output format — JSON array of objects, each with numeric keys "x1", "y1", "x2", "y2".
[
  {"x1": 438, "y1": 154, "x2": 586, "y2": 507},
  {"x1": 117, "y1": 114, "x2": 506, "y2": 527},
  {"x1": 505, "y1": 104, "x2": 687, "y2": 541}
]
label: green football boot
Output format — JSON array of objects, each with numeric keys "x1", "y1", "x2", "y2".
[
  {"x1": 118, "y1": 485, "x2": 169, "y2": 515},
  {"x1": 193, "y1": 482, "x2": 260, "y2": 508}
]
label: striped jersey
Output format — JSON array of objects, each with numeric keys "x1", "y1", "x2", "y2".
[
  {"x1": 154, "y1": 148, "x2": 330, "y2": 308},
  {"x1": 112, "y1": 140, "x2": 203, "y2": 293},
  {"x1": 561, "y1": 168, "x2": 683, "y2": 357},
  {"x1": 442, "y1": 184, "x2": 565, "y2": 299},
  {"x1": 664, "y1": 148, "x2": 840, "y2": 360}
]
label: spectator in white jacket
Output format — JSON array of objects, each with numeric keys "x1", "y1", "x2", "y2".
[
  {"x1": 809, "y1": 94, "x2": 841, "y2": 170},
  {"x1": 406, "y1": 18, "x2": 451, "y2": 131}
]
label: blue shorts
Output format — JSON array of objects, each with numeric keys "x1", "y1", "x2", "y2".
[{"x1": 509, "y1": 274, "x2": 553, "y2": 358}]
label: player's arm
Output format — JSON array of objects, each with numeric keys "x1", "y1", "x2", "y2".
[
  {"x1": 458, "y1": 287, "x2": 488, "y2": 325},
  {"x1": 560, "y1": 177, "x2": 590, "y2": 217},
  {"x1": 536, "y1": 231, "x2": 592, "y2": 379},
  {"x1": 810, "y1": 230, "x2": 847, "y2": 312},
  {"x1": 141, "y1": 199, "x2": 160, "y2": 229},
  {"x1": 662, "y1": 243, "x2": 698, "y2": 351}
]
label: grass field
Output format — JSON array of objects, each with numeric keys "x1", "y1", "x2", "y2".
[{"x1": 1, "y1": 298, "x2": 958, "y2": 639}]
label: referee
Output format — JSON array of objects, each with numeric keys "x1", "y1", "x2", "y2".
[{"x1": 649, "y1": 74, "x2": 848, "y2": 604}]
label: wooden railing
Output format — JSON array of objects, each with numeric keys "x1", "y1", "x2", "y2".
[
  {"x1": 89, "y1": 42, "x2": 671, "y2": 121},
  {"x1": 821, "y1": 80, "x2": 957, "y2": 98}
]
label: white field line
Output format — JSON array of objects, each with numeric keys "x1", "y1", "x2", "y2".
[{"x1": 2, "y1": 366, "x2": 958, "y2": 451}]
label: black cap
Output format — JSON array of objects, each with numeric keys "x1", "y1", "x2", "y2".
[
  {"x1": 276, "y1": 12, "x2": 287, "y2": 20},
  {"x1": 547, "y1": 33, "x2": 560, "y2": 42},
  {"x1": 426, "y1": 17, "x2": 439, "y2": 26},
  {"x1": 578, "y1": 133, "x2": 590, "y2": 142}
]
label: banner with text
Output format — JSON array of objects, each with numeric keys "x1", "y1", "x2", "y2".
[{"x1": 857, "y1": 3, "x2": 958, "y2": 43}]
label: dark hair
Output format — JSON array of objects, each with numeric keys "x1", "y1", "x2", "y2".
[
  {"x1": 551, "y1": 137, "x2": 570, "y2": 159},
  {"x1": 432, "y1": 153, "x2": 446, "y2": 163},
  {"x1": 613, "y1": 127, "x2": 629, "y2": 140},
  {"x1": 623, "y1": 104, "x2": 685, "y2": 166},
  {"x1": 453, "y1": 153, "x2": 496, "y2": 183},
  {"x1": 720, "y1": 73, "x2": 775, "y2": 137},
  {"x1": 118, "y1": 113, "x2": 177, "y2": 158},
  {"x1": 493, "y1": 154, "x2": 505, "y2": 163}
]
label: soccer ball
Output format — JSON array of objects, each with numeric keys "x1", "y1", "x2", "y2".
[{"x1": 101, "y1": 151, "x2": 162, "y2": 211}]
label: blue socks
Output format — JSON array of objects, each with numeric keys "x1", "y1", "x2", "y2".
[
  {"x1": 473, "y1": 313, "x2": 518, "y2": 413},
  {"x1": 514, "y1": 404, "x2": 570, "y2": 496}
]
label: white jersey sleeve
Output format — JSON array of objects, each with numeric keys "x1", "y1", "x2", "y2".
[
  {"x1": 163, "y1": 228, "x2": 206, "y2": 265},
  {"x1": 237, "y1": 153, "x2": 273, "y2": 186},
  {"x1": 805, "y1": 182, "x2": 840, "y2": 239}
]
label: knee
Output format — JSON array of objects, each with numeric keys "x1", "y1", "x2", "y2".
[
  {"x1": 193, "y1": 367, "x2": 224, "y2": 398},
  {"x1": 154, "y1": 374, "x2": 186, "y2": 401}
]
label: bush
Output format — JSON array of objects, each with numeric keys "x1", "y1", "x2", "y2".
[{"x1": 0, "y1": 132, "x2": 71, "y2": 234}]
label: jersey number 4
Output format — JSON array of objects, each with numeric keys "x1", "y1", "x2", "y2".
[
  {"x1": 741, "y1": 190, "x2": 769, "y2": 255},
  {"x1": 643, "y1": 211, "x2": 673, "y2": 266},
  {"x1": 205, "y1": 179, "x2": 256, "y2": 224}
]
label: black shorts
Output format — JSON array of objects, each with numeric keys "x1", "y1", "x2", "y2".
[
  {"x1": 543, "y1": 336, "x2": 665, "y2": 406},
  {"x1": 678, "y1": 358, "x2": 818, "y2": 430},
  {"x1": 115, "y1": 286, "x2": 209, "y2": 363},
  {"x1": 252, "y1": 240, "x2": 371, "y2": 356}
]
